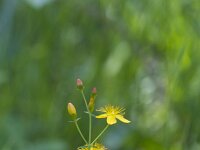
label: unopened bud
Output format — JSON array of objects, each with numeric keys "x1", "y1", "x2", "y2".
[
  {"x1": 91, "y1": 87, "x2": 97, "y2": 97},
  {"x1": 76, "y1": 78, "x2": 84, "y2": 90},
  {"x1": 67, "y1": 102, "x2": 77, "y2": 119},
  {"x1": 88, "y1": 97, "x2": 95, "y2": 112},
  {"x1": 88, "y1": 87, "x2": 97, "y2": 112}
]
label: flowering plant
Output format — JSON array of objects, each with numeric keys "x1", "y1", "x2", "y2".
[{"x1": 67, "y1": 79, "x2": 131, "y2": 150}]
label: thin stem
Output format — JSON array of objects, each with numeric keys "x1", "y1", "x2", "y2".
[
  {"x1": 81, "y1": 90, "x2": 90, "y2": 112},
  {"x1": 89, "y1": 112, "x2": 92, "y2": 144},
  {"x1": 89, "y1": 116, "x2": 92, "y2": 150},
  {"x1": 75, "y1": 121, "x2": 88, "y2": 144},
  {"x1": 81, "y1": 90, "x2": 92, "y2": 149},
  {"x1": 91, "y1": 125, "x2": 109, "y2": 145}
]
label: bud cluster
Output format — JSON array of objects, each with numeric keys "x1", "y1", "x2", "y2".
[
  {"x1": 67, "y1": 79, "x2": 97, "y2": 118},
  {"x1": 66, "y1": 78, "x2": 130, "y2": 150}
]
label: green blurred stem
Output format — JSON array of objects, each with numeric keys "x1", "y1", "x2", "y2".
[
  {"x1": 91, "y1": 125, "x2": 109, "y2": 145},
  {"x1": 81, "y1": 90, "x2": 92, "y2": 149},
  {"x1": 75, "y1": 121, "x2": 88, "y2": 144}
]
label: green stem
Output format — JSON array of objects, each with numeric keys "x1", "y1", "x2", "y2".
[
  {"x1": 75, "y1": 121, "x2": 88, "y2": 144},
  {"x1": 81, "y1": 90, "x2": 92, "y2": 149},
  {"x1": 89, "y1": 112, "x2": 92, "y2": 150},
  {"x1": 81, "y1": 90, "x2": 90, "y2": 112},
  {"x1": 89, "y1": 112, "x2": 92, "y2": 144},
  {"x1": 91, "y1": 125, "x2": 109, "y2": 145}
]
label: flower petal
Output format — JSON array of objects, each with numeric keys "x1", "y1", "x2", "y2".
[
  {"x1": 96, "y1": 107, "x2": 106, "y2": 112},
  {"x1": 107, "y1": 115, "x2": 117, "y2": 125},
  {"x1": 96, "y1": 114, "x2": 107, "y2": 118},
  {"x1": 116, "y1": 115, "x2": 131, "y2": 123}
]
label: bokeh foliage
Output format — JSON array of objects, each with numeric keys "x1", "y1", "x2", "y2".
[{"x1": 0, "y1": 0, "x2": 200, "y2": 149}]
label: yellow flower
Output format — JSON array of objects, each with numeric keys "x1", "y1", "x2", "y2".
[
  {"x1": 77, "y1": 143, "x2": 107, "y2": 150},
  {"x1": 96, "y1": 105, "x2": 131, "y2": 125}
]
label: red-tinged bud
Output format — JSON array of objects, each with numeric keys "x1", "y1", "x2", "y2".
[
  {"x1": 67, "y1": 102, "x2": 77, "y2": 119},
  {"x1": 92, "y1": 87, "x2": 97, "y2": 97},
  {"x1": 76, "y1": 78, "x2": 84, "y2": 90}
]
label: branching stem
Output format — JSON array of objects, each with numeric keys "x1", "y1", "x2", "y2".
[
  {"x1": 75, "y1": 121, "x2": 88, "y2": 144},
  {"x1": 91, "y1": 125, "x2": 109, "y2": 145},
  {"x1": 81, "y1": 90, "x2": 92, "y2": 150}
]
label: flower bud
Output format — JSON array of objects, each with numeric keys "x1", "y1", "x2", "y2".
[
  {"x1": 67, "y1": 102, "x2": 77, "y2": 119},
  {"x1": 88, "y1": 97, "x2": 95, "y2": 112},
  {"x1": 76, "y1": 78, "x2": 84, "y2": 90},
  {"x1": 91, "y1": 87, "x2": 97, "y2": 97},
  {"x1": 88, "y1": 87, "x2": 97, "y2": 112}
]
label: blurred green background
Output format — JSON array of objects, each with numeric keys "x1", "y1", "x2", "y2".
[{"x1": 0, "y1": 0, "x2": 200, "y2": 149}]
